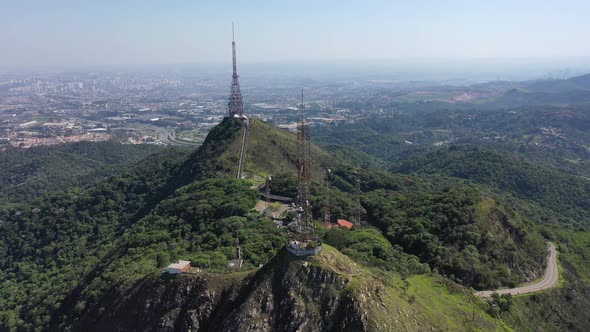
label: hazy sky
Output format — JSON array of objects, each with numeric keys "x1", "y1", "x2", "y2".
[{"x1": 1, "y1": 0, "x2": 590, "y2": 66}]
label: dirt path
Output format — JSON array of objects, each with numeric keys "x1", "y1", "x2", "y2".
[{"x1": 476, "y1": 242, "x2": 558, "y2": 298}]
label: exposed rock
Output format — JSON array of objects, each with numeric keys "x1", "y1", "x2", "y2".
[{"x1": 74, "y1": 248, "x2": 368, "y2": 332}]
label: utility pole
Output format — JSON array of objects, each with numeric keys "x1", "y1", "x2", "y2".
[
  {"x1": 235, "y1": 230, "x2": 241, "y2": 262},
  {"x1": 324, "y1": 168, "x2": 331, "y2": 227},
  {"x1": 265, "y1": 176, "x2": 272, "y2": 211},
  {"x1": 355, "y1": 166, "x2": 361, "y2": 226}
]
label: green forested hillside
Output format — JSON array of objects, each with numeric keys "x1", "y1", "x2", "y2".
[
  {"x1": 315, "y1": 106, "x2": 590, "y2": 177},
  {"x1": 315, "y1": 109, "x2": 590, "y2": 227},
  {"x1": 0, "y1": 147, "x2": 191, "y2": 329},
  {"x1": 0, "y1": 119, "x2": 289, "y2": 329},
  {"x1": 394, "y1": 145, "x2": 590, "y2": 225},
  {"x1": 0, "y1": 117, "x2": 588, "y2": 331},
  {"x1": 312, "y1": 112, "x2": 590, "y2": 331},
  {"x1": 504, "y1": 227, "x2": 590, "y2": 331},
  {"x1": 301, "y1": 165, "x2": 546, "y2": 289},
  {"x1": 363, "y1": 187, "x2": 546, "y2": 289},
  {"x1": 0, "y1": 141, "x2": 162, "y2": 206}
]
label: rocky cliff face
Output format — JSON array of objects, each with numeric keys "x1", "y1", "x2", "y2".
[
  {"x1": 73, "y1": 245, "x2": 506, "y2": 332},
  {"x1": 75, "y1": 247, "x2": 367, "y2": 332}
]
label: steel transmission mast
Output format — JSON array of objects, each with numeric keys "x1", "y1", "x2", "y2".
[
  {"x1": 286, "y1": 90, "x2": 322, "y2": 257},
  {"x1": 296, "y1": 90, "x2": 312, "y2": 236},
  {"x1": 229, "y1": 23, "x2": 249, "y2": 180},
  {"x1": 228, "y1": 22, "x2": 244, "y2": 117}
]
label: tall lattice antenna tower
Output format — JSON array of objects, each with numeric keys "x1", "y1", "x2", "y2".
[
  {"x1": 228, "y1": 22, "x2": 244, "y2": 117},
  {"x1": 297, "y1": 89, "x2": 312, "y2": 236},
  {"x1": 324, "y1": 169, "x2": 331, "y2": 227},
  {"x1": 355, "y1": 166, "x2": 361, "y2": 226},
  {"x1": 286, "y1": 90, "x2": 322, "y2": 257}
]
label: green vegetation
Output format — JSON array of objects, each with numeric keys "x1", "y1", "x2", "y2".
[
  {"x1": 395, "y1": 145, "x2": 590, "y2": 225},
  {"x1": 313, "y1": 108, "x2": 590, "y2": 330},
  {"x1": 0, "y1": 141, "x2": 162, "y2": 206},
  {"x1": 0, "y1": 115, "x2": 589, "y2": 331},
  {"x1": 364, "y1": 185, "x2": 546, "y2": 289},
  {"x1": 307, "y1": 245, "x2": 507, "y2": 331},
  {"x1": 0, "y1": 147, "x2": 191, "y2": 329},
  {"x1": 488, "y1": 293, "x2": 514, "y2": 317},
  {"x1": 0, "y1": 147, "x2": 284, "y2": 329},
  {"x1": 322, "y1": 227, "x2": 430, "y2": 275},
  {"x1": 502, "y1": 228, "x2": 590, "y2": 331},
  {"x1": 315, "y1": 106, "x2": 590, "y2": 178}
]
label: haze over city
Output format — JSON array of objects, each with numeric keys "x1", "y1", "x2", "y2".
[{"x1": 2, "y1": 0, "x2": 590, "y2": 71}]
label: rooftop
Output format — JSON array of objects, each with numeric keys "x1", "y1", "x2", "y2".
[
  {"x1": 337, "y1": 219, "x2": 353, "y2": 229},
  {"x1": 167, "y1": 260, "x2": 191, "y2": 269}
]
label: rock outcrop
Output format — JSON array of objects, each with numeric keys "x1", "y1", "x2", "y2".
[{"x1": 76, "y1": 247, "x2": 368, "y2": 332}]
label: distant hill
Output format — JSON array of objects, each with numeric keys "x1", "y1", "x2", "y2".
[
  {"x1": 393, "y1": 145, "x2": 590, "y2": 225},
  {"x1": 492, "y1": 88, "x2": 590, "y2": 107},
  {"x1": 0, "y1": 141, "x2": 162, "y2": 205},
  {"x1": 479, "y1": 73, "x2": 590, "y2": 107},
  {"x1": 526, "y1": 73, "x2": 590, "y2": 93},
  {"x1": 315, "y1": 106, "x2": 590, "y2": 178}
]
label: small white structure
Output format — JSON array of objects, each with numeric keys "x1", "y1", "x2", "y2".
[
  {"x1": 165, "y1": 260, "x2": 191, "y2": 274},
  {"x1": 227, "y1": 258, "x2": 244, "y2": 269},
  {"x1": 286, "y1": 240, "x2": 322, "y2": 257},
  {"x1": 227, "y1": 237, "x2": 244, "y2": 269}
]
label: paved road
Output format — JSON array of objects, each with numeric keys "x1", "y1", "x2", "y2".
[
  {"x1": 157, "y1": 129, "x2": 199, "y2": 146},
  {"x1": 476, "y1": 242, "x2": 558, "y2": 298}
]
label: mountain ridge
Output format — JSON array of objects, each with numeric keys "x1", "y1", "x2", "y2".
[
  {"x1": 1, "y1": 117, "x2": 587, "y2": 331},
  {"x1": 73, "y1": 245, "x2": 507, "y2": 332}
]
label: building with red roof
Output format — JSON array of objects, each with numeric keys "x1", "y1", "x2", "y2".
[{"x1": 337, "y1": 219, "x2": 353, "y2": 229}]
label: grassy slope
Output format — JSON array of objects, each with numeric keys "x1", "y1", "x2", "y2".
[
  {"x1": 182, "y1": 118, "x2": 337, "y2": 180},
  {"x1": 311, "y1": 245, "x2": 507, "y2": 331},
  {"x1": 242, "y1": 119, "x2": 338, "y2": 179}
]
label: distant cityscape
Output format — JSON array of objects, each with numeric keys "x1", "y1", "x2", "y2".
[
  {"x1": 0, "y1": 70, "x2": 363, "y2": 149},
  {"x1": 1, "y1": 65, "x2": 584, "y2": 151}
]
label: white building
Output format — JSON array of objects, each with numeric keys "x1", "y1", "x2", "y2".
[{"x1": 165, "y1": 260, "x2": 191, "y2": 274}]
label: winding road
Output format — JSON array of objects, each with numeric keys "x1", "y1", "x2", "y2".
[
  {"x1": 476, "y1": 242, "x2": 559, "y2": 298},
  {"x1": 157, "y1": 129, "x2": 200, "y2": 146}
]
